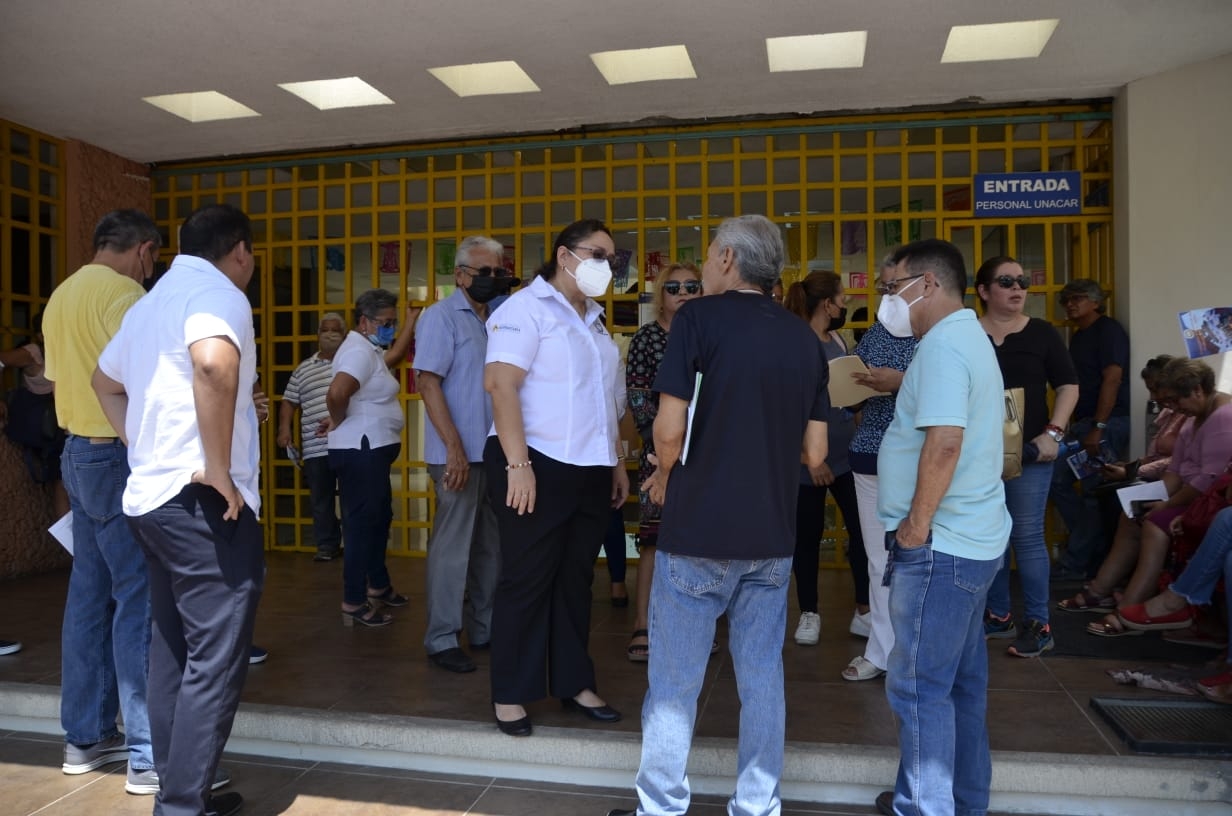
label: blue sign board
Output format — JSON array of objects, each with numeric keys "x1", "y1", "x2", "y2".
[{"x1": 973, "y1": 171, "x2": 1082, "y2": 217}]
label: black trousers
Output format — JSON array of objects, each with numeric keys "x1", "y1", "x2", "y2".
[
  {"x1": 484, "y1": 438, "x2": 610, "y2": 704},
  {"x1": 793, "y1": 471, "x2": 868, "y2": 611},
  {"x1": 128, "y1": 484, "x2": 264, "y2": 816}
]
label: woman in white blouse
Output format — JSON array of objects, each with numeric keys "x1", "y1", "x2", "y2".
[{"x1": 483, "y1": 219, "x2": 630, "y2": 736}]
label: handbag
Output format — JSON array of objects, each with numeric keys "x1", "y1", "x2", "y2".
[{"x1": 1002, "y1": 387, "x2": 1025, "y2": 481}]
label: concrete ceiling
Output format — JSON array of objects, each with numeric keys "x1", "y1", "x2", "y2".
[{"x1": 2, "y1": 0, "x2": 1231, "y2": 165}]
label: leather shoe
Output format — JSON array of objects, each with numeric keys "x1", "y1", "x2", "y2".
[
  {"x1": 875, "y1": 789, "x2": 894, "y2": 816},
  {"x1": 607, "y1": 810, "x2": 636, "y2": 816},
  {"x1": 428, "y1": 647, "x2": 476, "y2": 673},
  {"x1": 206, "y1": 791, "x2": 244, "y2": 816},
  {"x1": 562, "y1": 696, "x2": 622, "y2": 723},
  {"x1": 470, "y1": 640, "x2": 491, "y2": 651},
  {"x1": 493, "y1": 705, "x2": 532, "y2": 737}
]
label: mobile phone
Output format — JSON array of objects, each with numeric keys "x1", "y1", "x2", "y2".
[{"x1": 1130, "y1": 500, "x2": 1152, "y2": 519}]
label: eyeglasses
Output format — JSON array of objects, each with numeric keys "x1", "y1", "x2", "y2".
[
  {"x1": 365, "y1": 314, "x2": 397, "y2": 329},
  {"x1": 661, "y1": 280, "x2": 702, "y2": 295},
  {"x1": 994, "y1": 274, "x2": 1030, "y2": 290},
  {"x1": 458, "y1": 264, "x2": 515, "y2": 279},
  {"x1": 571, "y1": 244, "x2": 617, "y2": 262},
  {"x1": 875, "y1": 273, "x2": 924, "y2": 296}
]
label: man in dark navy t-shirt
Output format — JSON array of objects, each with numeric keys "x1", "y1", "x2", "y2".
[{"x1": 607, "y1": 215, "x2": 828, "y2": 816}]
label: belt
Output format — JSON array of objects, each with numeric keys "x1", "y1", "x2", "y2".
[{"x1": 87, "y1": 437, "x2": 117, "y2": 444}]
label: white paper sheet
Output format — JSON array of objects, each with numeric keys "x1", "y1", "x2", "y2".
[
  {"x1": 49, "y1": 511, "x2": 73, "y2": 556},
  {"x1": 1115, "y1": 481, "x2": 1169, "y2": 518}
]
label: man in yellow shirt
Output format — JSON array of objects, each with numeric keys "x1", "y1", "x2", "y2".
[{"x1": 42, "y1": 210, "x2": 161, "y2": 786}]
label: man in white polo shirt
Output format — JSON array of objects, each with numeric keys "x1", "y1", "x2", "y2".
[{"x1": 94, "y1": 203, "x2": 261, "y2": 816}]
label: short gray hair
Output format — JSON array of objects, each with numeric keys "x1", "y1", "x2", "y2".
[
  {"x1": 713, "y1": 215, "x2": 784, "y2": 293},
  {"x1": 319, "y1": 312, "x2": 345, "y2": 331},
  {"x1": 354, "y1": 288, "x2": 398, "y2": 323},
  {"x1": 456, "y1": 235, "x2": 504, "y2": 269}
]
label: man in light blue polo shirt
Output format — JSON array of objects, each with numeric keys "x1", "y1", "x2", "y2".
[
  {"x1": 415, "y1": 235, "x2": 519, "y2": 674},
  {"x1": 875, "y1": 238, "x2": 1010, "y2": 816}
]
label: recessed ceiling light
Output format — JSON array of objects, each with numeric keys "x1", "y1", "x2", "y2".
[
  {"x1": 941, "y1": 19, "x2": 1059, "y2": 63},
  {"x1": 428, "y1": 61, "x2": 540, "y2": 97},
  {"x1": 278, "y1": 77, "x2": 393, "y2": 110},
  {"x1": 590, "y1": 45, "x2": 696, "y2": 85},
  {"x1": 766, "y1": 31, "x2": 868, "y2": 72},
  {"x1": 142, "y1": 91, "x2": 259, "y2": 123}
]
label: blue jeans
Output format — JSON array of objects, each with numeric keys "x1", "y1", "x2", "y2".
[
  {"x1": 59, "y1": 436, "x2": 152, "y2": 769},
  {"x1": 885, "y1": 537, "x2": 1001, "y2": 816},
  {"x1": 987, "y1": 462, "x2": 1052, "y2": 624},
  {"x1": 1050, "y1": 416, "x2": 1129, "y2": 576},
  {"x1": 635, "y1": 551, "x2": 791, "y2": 816},
  {"x1": 1172, "y1": 506, "x2": 1232, "y2": 609}
]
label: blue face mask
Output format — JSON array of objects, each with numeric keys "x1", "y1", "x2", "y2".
[{"x1": 367, "y1": 323, "x2": 397, "y2": 348}]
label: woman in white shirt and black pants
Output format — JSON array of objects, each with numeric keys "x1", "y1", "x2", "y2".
[{"x1": 484, "y1": 219, "x2": 630, "y2": 736}]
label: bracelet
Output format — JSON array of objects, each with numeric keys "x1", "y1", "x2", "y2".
[
  {"x1": 505, "y1": 460, "x2": 532, "y2": 471},
  {"x1": 1045, "y1": 424, "x2": 1064, "y2": 434},
  {"x1": 1094, "y1": 421, "x2": 1108, "y2": 430}
]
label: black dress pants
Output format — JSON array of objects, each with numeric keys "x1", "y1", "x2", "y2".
[
  {"x1": 484, "y1": 438, "x2": 610, "y2": 704},
  {"x1": 128, "y1": 484, "x2": 264, "y2": 816}
]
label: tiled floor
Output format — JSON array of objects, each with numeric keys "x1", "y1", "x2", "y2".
[{"x1": 1, "y1": 551, "x2": 1226, "y2": 815}]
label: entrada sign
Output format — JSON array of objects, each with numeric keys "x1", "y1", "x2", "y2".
[{"x1": 973, "y1": 171, "x2": 1082, "y2": 217}]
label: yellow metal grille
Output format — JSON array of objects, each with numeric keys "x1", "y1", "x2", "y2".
[{"x1": 151, "y1": 104, "x2": 1114, "y2": 560}]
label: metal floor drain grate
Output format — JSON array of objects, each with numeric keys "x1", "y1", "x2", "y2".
[{"x1": 1090, "y1": 696, "x2": 1232, "y2": 755}]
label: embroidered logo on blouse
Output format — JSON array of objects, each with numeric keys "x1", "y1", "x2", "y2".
[{"x1": 490, "y1": 323, "x2": 521, "y2": 333}]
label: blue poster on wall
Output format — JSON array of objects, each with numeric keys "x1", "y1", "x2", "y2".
[{"x1": 973, "y1": 171, "x2": 1082, "y2": 217}]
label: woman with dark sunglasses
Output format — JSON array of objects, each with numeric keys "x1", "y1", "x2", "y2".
[
  {"x1": 974, "y1": 257, "x2": 1078, "y2": 657},
  {"x1": 624, "y1": 262, "x2": 703, "y2": 662}
]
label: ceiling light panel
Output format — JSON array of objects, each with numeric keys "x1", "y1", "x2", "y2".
[
  {"x1": 142, "y1": 91, "x2": 260, "y2": 123},
  {"x1": 590, "y1": 45, "x2": 696, "y2": 85},
  {"x1": 766, "y1": 31, "x2": 868, "y2": 72},
  {"x1": 428, "y1": 61, "x2": 540, "y2": 97},
  {"x1": 941, "y1": 19, "x2": 1059, "y2": 63},
  {"x1": 278, "y1": 77, "x2": 393, "y2": 110}
]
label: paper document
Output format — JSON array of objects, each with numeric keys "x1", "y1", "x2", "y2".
[
  {"x1": 1115, "y1": 481, "x2": 1169, "y2": 518},
  {"x1": 286, "y1": 445, "x2": 303, "y2": 469},
  {"x1": 680, "y1": 372, "x2": 703, "y2": 465},
  {"x1": 49, "y1": 512, "x2": 73, "y2": 556},
  {"x1": 827, "y1": 355, "x2": 889, "y2": 408}
]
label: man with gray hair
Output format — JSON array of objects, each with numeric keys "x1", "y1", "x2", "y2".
[
  {"x1": 278, "y1": 312, "x2": 348, "y2": 561},
  {"x1": 416, "y1": 236, "x2": 519, "y2": 673},
  {"x1": 608, "y1": 214, "x2": 829, "y2": 816}
]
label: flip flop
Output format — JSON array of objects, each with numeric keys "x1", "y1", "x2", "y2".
[
  {"x1": 1057, "y1": 587, "x2": 1116, "y2": 613},
  {"x1": 627, "y1": 629, "x2": 649, "y2": 663},
  {"x1": 1086, "y1": 615, "x2": 1143, "y2": 638}
]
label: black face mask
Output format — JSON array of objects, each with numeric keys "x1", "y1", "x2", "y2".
[
  {"x1": 829, "y1": 305, "x2": 848, "y2": 331},
  {"x1": 466, "y1": 275, "x2": 515, "y2": 304}
]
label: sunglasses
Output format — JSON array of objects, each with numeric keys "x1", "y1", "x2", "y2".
[
  {"x1": 365, "y1": 315, "x2": 397, "y2": 329},
  {"x1": 661, "y1": 280, "x2": 702, "y2": 295},
  {"x1": 458, "y1": 264, "x2": 515, "y2": 279},
  {"x1": 572, "y1": 244, "x2": 617, "y2": 262},
  {"x1": 994, "y1": 274, "x2": 1030, "y2": 290}
]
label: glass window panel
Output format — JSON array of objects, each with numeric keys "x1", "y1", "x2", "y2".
[
  {"x1": 580, "y1": 168, "x2": 606, "y2": 193},
  {"x1": 872, "y1": 186, "x2": 903, "y2": 212},
  {"x1": 299, "y1": 187, "x2": 319, "y2": 210},
  {"x1": 580, "y1": 198, "x2": 607, "y2": 222},
  {"x1": 941, "y1": 151, "x2": 971, "y2": 177},
  {"x1": 977, "y1": 150, "x2": 1006, "y2": 173},
  {"x1": 405, "y1": 178, "x2": 428, "y2": 203},
  {"x1": 521, "y1": 171, "x2": 544, "y2": 197},
  {"x1": 272, "y1": 217, "x2": 292, "y2": 241},
  {"x1": 642, "y1": 143, "x2": 668, "y2": 159},
  {"x1": 675, "y1": 162, "x2": 701, "y2": 189},
  {"x1": 9, "y1": 228, "x2": 30, "y2": 293},
  {"x1": 39, "y1": 139, "x2": 58, "y2": 166},
  {"x1": 611, "y1": 144, "x2": 637, "y2": 160},
  {"x1": 551, "y1": 169, "x2": 575, "y2": 196},
  {"x1": 874, "y1": 129, "x2": 903, "y2": 147},
  {"x1": 378, "y1": 181, "x2": 400, "y2": 206},
  {"x1": 708, "y1": 192, "x2": 734, "y2": 218},
  {"x1": 462, "y1": 205, "x2": 485, "y2": 230},
  {"x1": 521, "y1": 202, "x2": 544, "y2": 227},
  {"x1": 773, "y1": 157, "x2": 799, "y2": 185},
  {"x1": 551, "y1": 200, "x2": 576, "y2": 225},
  {"x1": 805, "y1": 132, "x2": 834, "y2": 151},
  {"x1": 907, "y1": 185, "x2": 937, "y2": 211},
  {"x1": 740, "y1": 158, "x2": 766, "y2": 185},
  {"x1": 813, "y1": 222, "x2": 836, "y2": 270},
  {"x1": 297, "y1": 165, "x2": 319, "y2": 182},
  {"x1": 351, "y1": 212, "x2": 372, "y2": 236},
  {"x1": 493, "y1": 203, "x2": 515, "y2": 229},
  {"x1": 492, "y1": 173, "x2": 515, "y2": 198},
  {"x1": 873, "y1": 154, "x2": 900, "y2": 181},
  {"x1": 645, "y1": 196, "x2": 669, "y2": 220},
  {"x1": 350, "y1": 244, "x2": 373, "y2": 288},
  {"x1": 1048, "y1": 146, "x2": 1076, "y2": 172},
  {"x1": 462, "y1": 175, "x2": 487, "y2": 200},
  {"x1": 223, "y1": 191, "x2": 242, "y2": 209},
  {"x1": 806, "y1": 188, "x2": 834, "y2": 214},
  {"x1": 674, "y1": 139, "x2": 701, "y2": 156},
  {"x1": 153, "y1": 177, "x2": 171, "y2": 194},
  {"x1": 155, "y1": 198, "x2": 170, "y2": 220},
  {"x1": 708, "y1": 161, "x2": 734, "y2": 188},
  {"x1": 644, "y1": 165, "x2": 670, "y2": 190},
  {"x1": 707, "y1": 137, "x2": 734, "y2": 155},
  {"x1": 378, "y1": 159, "x2": 401, "y2": 175},
  {"x1": 612, "y1": 165, "x2": 637, "y2": 192},
  {"x1": 674, "y1": 227, "x2": 701, "y2": 266},
  {"x1": 324, "y1": 214, "x2": 345, "y2": 238},
  {"x1": 198, "y1": 173, "x2": 219, "y2": 190},
  {"x1": 1048, "y1": 122, "x2": 1076, "y2": 141},
  {"x1": 977, "y1": 124, "x2": 1006, "y2": 143},
  {"x1": 251, "y1": 218, "x2": 267, "y2": 244},
  {"x1": 839, "y1": 131, "x2": 867, "y2": 149},
  {"x1": 351, "y1": 182, "x2": 372, "y2": 208},
  {"x1": 272, "y1": 188, "x2": 292, "y2": 212},
  {"x1": 774, "y1": 190, "x2": 798, "y2": 218},
  {"x1": 941, "y1": 126, "x2": 970, "y2": 145},
  {"x1": 39, "y1": 234, "x2": 56, "y2": 295},
  {"x1": 1013, "y1": 148, "x2": 1042, "y2": 172},
  {"x1": 580, "y1": 145, "x2": 606, "y2": 162},
  {"x1": 612, "y1": 197, "x2": 637, "y2": 221},
  {"x1": 272, "y1": 167, "x2": 293, "y2": 183},
  {"x1": 677, "y1": 194, "x2": 702, "y2": 220},
  {"x1": 433, "y1": 178, "x2": 456, "y2": 202},
  {"x1": 10, "y1": 194, "x2": 30, "y2": 223},
  {"x1": 740, "y1": 190, "x2": 765, "y2": 215},
  {"x1": 433, "y1": 207, "x2": 456, "y2": 231},
  {"x1": 462, "y1": 153, "x2": 486, "y2": 170},
  {"x1": 247, "y1": 190, "x2": 266, "y2": 214},
  {"x1": 772, "y1": 134, "x2": 800, "y2": 152},
  {"x1": 406, "y1": 208, "x2": 428, "y2": 232},
  {"x1": 551, "y1": 147, "x2": 576, "y2": 164},
  {"x1": 175, "y1": 174, "x2": 194, "y2": 190},
  {"x1": 223, "y1": 171, "x2": 243, "y2": 187},
  {"x1": 38, "y1": 169, "x2": 57, "y2": 196},
  {"x1": 10, "y1": 160, "x2": 31, "y2": 190},
  {"x1": 1014, "y1": 122, "x2": 1041, "y2": 141},
  {"x1": 840, "y1": 188, "x2": 867, "y2": 213},
  {"x1": 175, "y1": 196, "x2": 193, "y2": 218},
  {"x1": 906, "y1": 128, "x2": 936, "y2": 146},
  {"x1": 806, "y1": 156, "x2": 833, "y2": 184},
  {"x1": 907, "y1": 152, "x2": 935, "y2": 179},
  {"x1": 324, "y1": 163, "x2": 346, "y2": 180},
  {"x1": 839, "y1": 155, "x2": 866, "y2": 182}
]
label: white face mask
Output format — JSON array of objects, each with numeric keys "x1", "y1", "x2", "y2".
[
  {"x1": 876, "y1": 275, "x2": 923, "y2": 338},
  {"x1": 319, "y1": 330, "x2": 343, "y2": 354},
  {"x1": 566, "y1": 249, "x2": 613, "y2": 298}
]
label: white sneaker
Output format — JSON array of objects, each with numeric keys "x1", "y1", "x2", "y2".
[
  {"x1": 794, "y1": 612, "x2": 821, "y2": 646},
  {"x1": 849, "y1": 610, "x2": 872, "y2": 639}
]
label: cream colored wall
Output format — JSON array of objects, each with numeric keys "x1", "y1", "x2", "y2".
[{"x1": 1116, "y1": 52, "x2": 1232, "y2": 458}]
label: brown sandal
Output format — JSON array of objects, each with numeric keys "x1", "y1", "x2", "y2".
[
  {"x1": 627, "y1": 629, "x2": 649, "y2": 663},
  {"x1": 1086, "y1": 613, "x2": 1143, "y2": 638},
  {"x1": 1057, "y1": 587, "x2": 1116, "y2": 613}
]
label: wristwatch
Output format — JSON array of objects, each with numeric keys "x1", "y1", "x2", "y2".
[
  {"x1": 1044, "y1": 425, "x2": 1064, "y2": 442},
  {"x1": 1094, "y1": 421, "x2": 1108, "y2": 430}
]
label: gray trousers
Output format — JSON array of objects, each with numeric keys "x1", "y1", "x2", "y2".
[{"x1": 424, "y1": 463, "x2": 501, "y2": 654}]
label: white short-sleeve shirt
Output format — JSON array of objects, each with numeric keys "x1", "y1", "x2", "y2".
[
  {"x1": 485, "y1": 275, "x2": 620, "y2": 466},
  {"x1": 97, "y1": 254, "x2": 260, "y2": 517},
  {"x1": 326, "y1": 330, "x2": 405, "y2": 450}
]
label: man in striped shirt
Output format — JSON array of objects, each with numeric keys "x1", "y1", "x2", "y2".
[{"x1": 278, "y1": 313, "x2": 346, "y2": 561}]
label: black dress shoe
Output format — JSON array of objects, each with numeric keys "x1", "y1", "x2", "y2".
[
  {"x1": 606, "y1": 810, "x2": 636, "y2": 816},
  {"x1": 470, "y1": 640, "x2": 491, "y2": 651},
  {"x1": 610, "y1": 595, "x2": 629, "y2": 608},
  {"x1": 562, "y1": 696, "x2": 622, "y2": 723},
  {"x1": 493, "y1": 705, "x2": 532, "y2": 737},
  {"x1": 428, "y1": 647, "x2": 476, "y2": 673},
  {"x1": 206, "y1": 791, "x2": 244, "y2": 816},
  {"x1": 875, "y1": 789, "x2": 895, "y2": 816}
]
